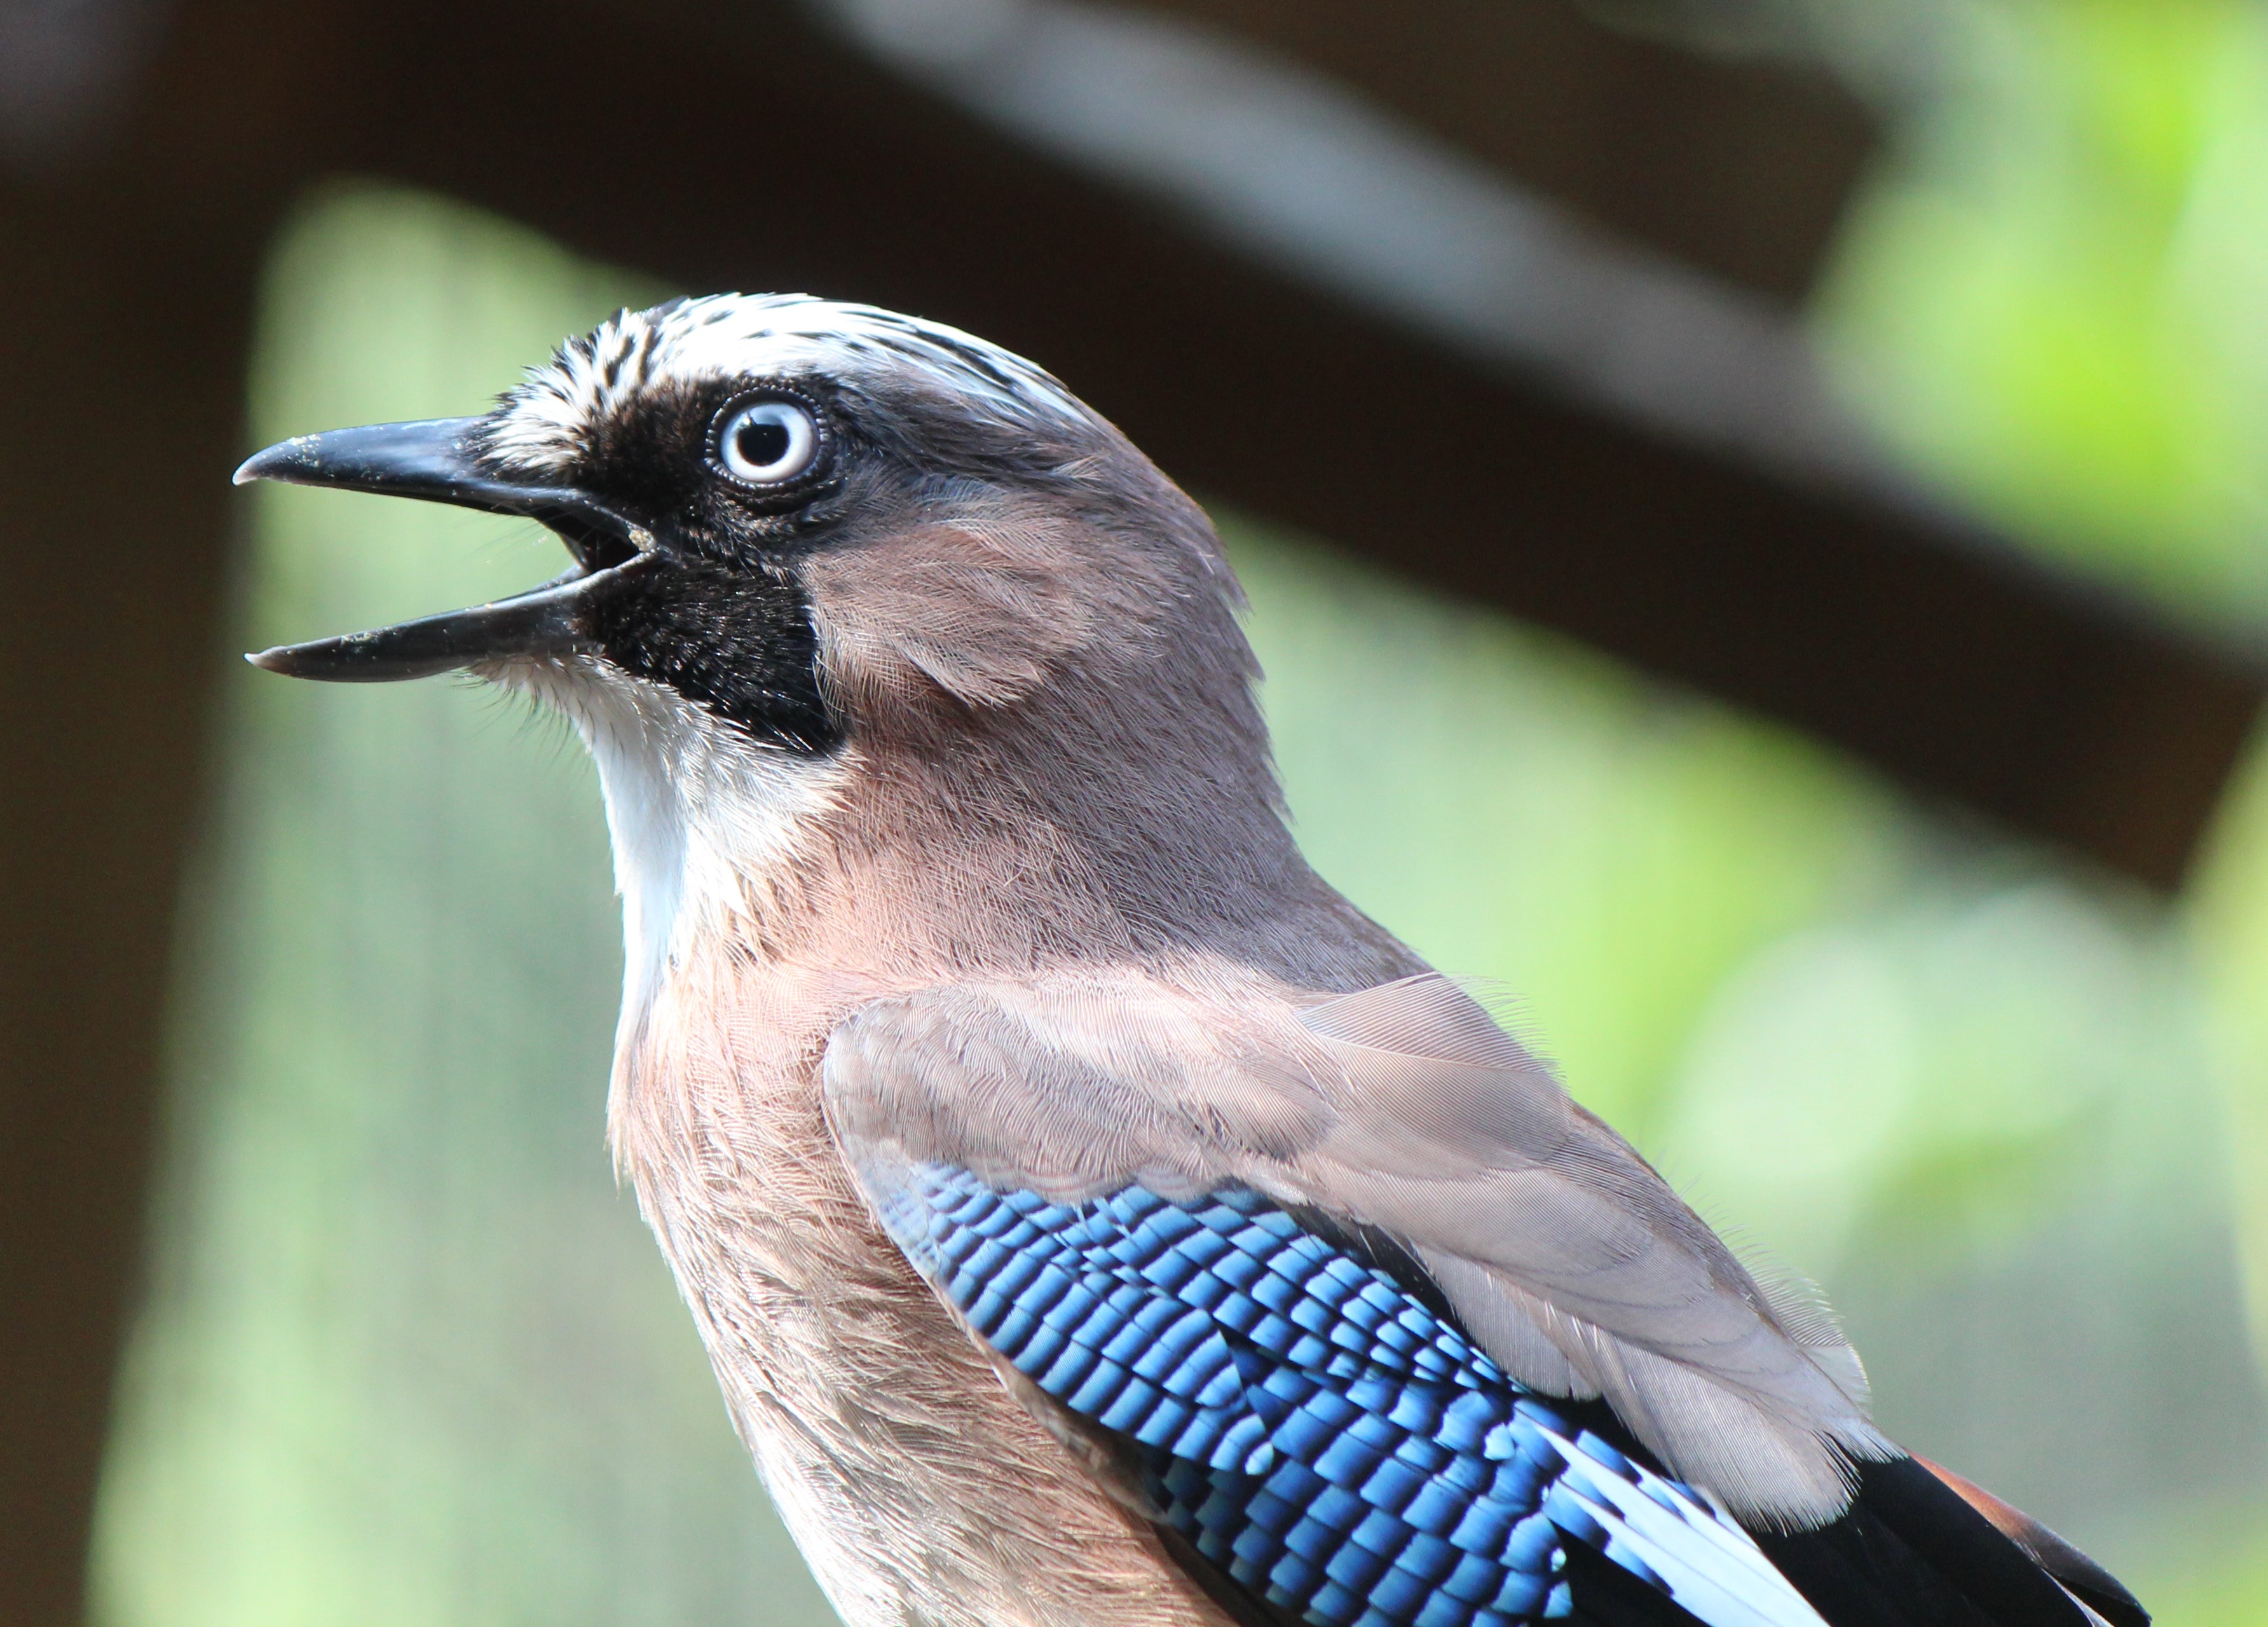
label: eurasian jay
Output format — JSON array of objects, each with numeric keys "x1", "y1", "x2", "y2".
[{"x1": 238, "y1": 295, "x2": 2146, "y2": 1627}]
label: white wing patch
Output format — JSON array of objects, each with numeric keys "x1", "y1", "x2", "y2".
[{"x1": 1539, "y1": 1427, "x2": 1829, "y2": 1627}]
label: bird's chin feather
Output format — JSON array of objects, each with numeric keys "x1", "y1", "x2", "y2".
[{"x1": 492, "y1": 656, "x2": 849, "y2": 1050}]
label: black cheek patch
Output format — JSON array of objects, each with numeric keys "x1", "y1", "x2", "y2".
[{"x1": 589, "y1": 559, "x2": 843, "y2": 755}]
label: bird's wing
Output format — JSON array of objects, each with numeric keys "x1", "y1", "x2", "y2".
[
  {"x1": 825, "y1": 970, "x2": 1882, "y2": 1517},
  {"x1": 823, "y1": 970, "x2": 2131, "y2": 1627}
]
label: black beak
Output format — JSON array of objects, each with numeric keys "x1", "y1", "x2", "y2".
[{"x1": 235, "y1": 418, "x2": 651, "y2": 682}]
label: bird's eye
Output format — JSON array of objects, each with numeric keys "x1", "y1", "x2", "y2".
[{"x1": 715, "y1": 397, "x2": 821, "y2": 487}]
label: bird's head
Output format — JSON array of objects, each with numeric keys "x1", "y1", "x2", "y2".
[{"x1": 240, "y1": 295, "x2": 1319, "y2": 968}]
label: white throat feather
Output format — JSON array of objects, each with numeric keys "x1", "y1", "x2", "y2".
[{"x1": 497, "y1": 656, "x2": 847, "y2": 1055}]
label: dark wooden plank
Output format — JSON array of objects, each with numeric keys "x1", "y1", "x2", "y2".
[
  {"x1": 0, "y1": 188, "x2": 266, "y2": 1627},
  {"x1": 1124, "y1": 0, "x2": 1878, "y2": 301},
  {"x1": 0, "y1": 3, "x2": 335, "y2": 1614}
]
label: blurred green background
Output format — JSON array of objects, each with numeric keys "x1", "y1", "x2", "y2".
[{"x1": 85, "y1": 3, "x2": 2268, "y2": 1622}]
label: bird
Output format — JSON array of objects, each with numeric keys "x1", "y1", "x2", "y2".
[{"x1": 236, "y1": 293, "x2": 2147, "y2": 1627}]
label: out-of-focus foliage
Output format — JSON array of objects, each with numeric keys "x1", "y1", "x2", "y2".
[
  {"x1": 1822, "y1": 0, "x2": 2268, "y2": 621},
  {"x1": 91, "y1": 2, "x2": 2268, "y2": 1620}
]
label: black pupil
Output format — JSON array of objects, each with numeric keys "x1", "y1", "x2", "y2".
[{"x1": 736, "y1": 416, "x2": 792, "y2": 470}]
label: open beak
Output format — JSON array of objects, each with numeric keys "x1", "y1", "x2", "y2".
[{"x1": 235, "y1": 418, "x2": 652, "y2": 681}]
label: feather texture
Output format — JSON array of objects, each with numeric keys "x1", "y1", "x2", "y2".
[
  {"x1": 825, "y1": 969, "x2": 1889, "y2": 1530},
  {"x1": 861, "y1": 1167, "x2": 1824, "y2": 1627},
  {"x1": 823, "y1": 970, "x2": 2128, "y2": 1627}
]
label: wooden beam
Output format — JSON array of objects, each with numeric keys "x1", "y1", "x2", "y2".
[
  {"x1": 0, "y1": 3, "x2": 334, "y2": 1616},
  {"x1": 0, "y1": 171, "x2": 270, "y2": 1627},
  {"x1": 1055, "y1": 0, "x2": 1876, "y2": 301}
]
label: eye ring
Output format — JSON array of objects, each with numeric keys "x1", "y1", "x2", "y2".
[{"x1": 710, "y1": 392, "x2": 828, "y2": 490}]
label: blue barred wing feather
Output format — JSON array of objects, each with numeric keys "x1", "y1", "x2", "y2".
[{"x1": 866, "y1": 1166, "x2": 1824, "y2": 1627}]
